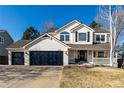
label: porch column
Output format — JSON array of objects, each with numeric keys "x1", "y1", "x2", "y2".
[
  {"x1": 24, "y1": 51, "x2": 30, "y2": 65},
  {"x1": 63, "y1": 50, "x2": 68, "y2": 66},
  {"x1": 8, "y1": 51, "x2": 11, "y2": 65}
]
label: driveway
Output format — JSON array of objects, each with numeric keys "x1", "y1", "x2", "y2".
[{"x1": 0, "y1": 66, "x2": 63, "y2": 88}]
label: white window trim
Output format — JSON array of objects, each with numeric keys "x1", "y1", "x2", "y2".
[
  {"x1": 78, "y1": 32, "x2": 87, "y2": 42},
  {"x1": 0, "y1": 36, "x2": 4, "y2": 44},
  {"x1": 95, "y1": 34, "x2": 106, "y2": 43},
  {"x1": 60, "y1": 32, "x2": 70, "y2": 42}
]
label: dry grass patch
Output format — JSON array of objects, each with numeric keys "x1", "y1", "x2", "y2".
[{"x1": 60, "y1": 66, "x2": 124, "y2": 88}]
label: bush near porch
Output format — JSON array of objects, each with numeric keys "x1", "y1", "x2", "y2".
[{"x1": 60, "y1": 66, "x2": 124, "y2": 88}]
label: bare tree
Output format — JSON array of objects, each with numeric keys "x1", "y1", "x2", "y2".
[
  {"x1": 95, "y1": 6, "x2": 124, "y2": 46},
  {"x1": 95, "y1": 5, "x2": 124, "y2": 66},
  {"x1": 41, "y1": 20, "x2": 54, "y2": 34}
]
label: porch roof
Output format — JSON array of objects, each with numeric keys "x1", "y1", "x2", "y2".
[{"x1": 67, "y1": 43, "x2": 110, "y2": 50}]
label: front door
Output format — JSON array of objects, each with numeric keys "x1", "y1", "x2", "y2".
[{"x1": 79, "y1": 50, "x2": 87, "y2": 61}]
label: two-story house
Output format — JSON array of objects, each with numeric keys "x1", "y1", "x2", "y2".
[
  {"x1": 0, "y1": 30, "x2": 14, "y2": 65},
  {"x1": 6, "y1": 20, "x2": 111, "y2": 66}
]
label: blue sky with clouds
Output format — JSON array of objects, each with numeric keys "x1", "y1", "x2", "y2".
[{"x1": 0, "y1": 5, "x2": 98, "y2": 41}]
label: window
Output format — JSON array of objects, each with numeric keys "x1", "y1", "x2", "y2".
[
  {"x1": 79, "y1": 33, "x2": 86, "y2": 41},
  {"x1": 60, "y1": 35, "x2": 64, "y2": 41},
  {"x1": 96, "y1": 35, "x2": 105, "y2": 42},
  {"x1": 0, "y1": 36, "x2": 4, "y2": 44},
  {"x1": 98, "y1": 51, "x2": 104, "y2": 58},
  {"x1": 96, "y1": 35, "x2": 100, "y2": 41},
  {"x1": 60, "y1": 32, "x2": 70, "y2": 41},
  {"x1": 65, "y1": 35, "x2": 69, "y2": 41},
  {"x1": 101, "y1": 35, "x2": 105, "y2": 41}
]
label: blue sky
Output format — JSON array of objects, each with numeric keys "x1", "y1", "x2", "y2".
[{"x1": 0, "y1": 5, "x2": 98, "y2": 41}]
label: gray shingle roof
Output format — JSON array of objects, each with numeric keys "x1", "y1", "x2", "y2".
[
  {"x1": 67, "y1": 43, "x2": 110, "y2": 50},
  {"x1": 7, "y1": 40, "x2": 30, "y2": 48},
  {"x1": 94, "y1": 28, "x2": 110, "y2": 33}
]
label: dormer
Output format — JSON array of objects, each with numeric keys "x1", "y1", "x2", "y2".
[
  {"x1": 71, "y1": 24, "x2": 94, "y2": 44},
  {"x1": 55, "y1": 20, "x2": 81, "y2": 43}
]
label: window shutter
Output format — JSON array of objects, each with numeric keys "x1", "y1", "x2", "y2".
[
  {"x1": 87, "y1": 32, "x2": 90, "y2": 42},
  {"x1": 75, "y1": 31, "x2": 78, "y2": 42}
]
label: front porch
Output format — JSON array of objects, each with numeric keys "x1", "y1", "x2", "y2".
[{"x1": 68, "y1": 49, "x2": 110, "y2": 65}]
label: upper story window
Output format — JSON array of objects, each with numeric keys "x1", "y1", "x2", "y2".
[
  {"x1": 60, "y1": 32, "x2": 70, "y2": 41},
  {"x1": 101, "y1": 35, "x2": 105, "y2": 41},
  {"x1": 0, "y1": 36, "x2": 4, "y2": 44},
  {"x1": 96, "y1": 35, "x2": 105, "y2": 42},
  {"x1": 78, "y1": 33, "x2": 86, "y2": 41}
]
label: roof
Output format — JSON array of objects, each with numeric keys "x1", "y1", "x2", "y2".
[
  {"x1": 23, "y1": 33, "x2": 70, "y2": 49},
  {"x1": 71, "y1": 24, "x2": 94, "y2": 32},
  {"x1": 7, "y1": 40, "x2": 30, "y2": 48},
  {"x1": 94, "y1": 28, "x2": 110, "y2": 33},
  {"x1": 7, "y1": 33, "x2": 70, "y2": 49},
  {"x1": 7, "y1": 38, "x2": 110, "y2": 50},
  {"x1": 47, "y1": 28, "x2": 58, "y2": 33},
  {"x1": 55, "y1": 20, "x2": 81, "y2": 33},
  {"x1": 67, "y1": 43, "x2": 110, "y2": 50}
]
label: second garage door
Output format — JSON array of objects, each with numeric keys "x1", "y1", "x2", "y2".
[{"x1": 30, "y1": 51, "x2": 63, "y2": 65}]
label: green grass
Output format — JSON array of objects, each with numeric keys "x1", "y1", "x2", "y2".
[{"x1": 60, "y1": 66, "x2": 124, "y2": 88}]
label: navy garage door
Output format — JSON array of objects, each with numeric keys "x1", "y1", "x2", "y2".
[
  {"x1": 12, "y1": 52, "x2": 24, "y2": 65},
  {"x1": 30, "y1": 51, "x2": 63, "y2": 65}
]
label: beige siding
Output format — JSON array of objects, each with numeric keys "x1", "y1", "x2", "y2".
[{"x1": 29, "y1": 38, "x2": 68, "y2": 51}]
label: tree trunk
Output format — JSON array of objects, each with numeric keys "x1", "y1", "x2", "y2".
[{"x1": 109, "y1": 5, "x2": 113, "y2": 66}]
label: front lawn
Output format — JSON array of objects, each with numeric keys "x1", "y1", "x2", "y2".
[{"x1": 60, "y1": 66, "x2": 124, "y2": 88}]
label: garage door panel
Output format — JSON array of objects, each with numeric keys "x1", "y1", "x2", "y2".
[
  {"x1": 12, "y1": 52, "x2": 24, "y2": 65},
  {"x1": 30, "y1": 51, "x2": 63, "y2": 65}
]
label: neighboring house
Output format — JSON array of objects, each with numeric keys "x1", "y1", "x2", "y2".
[
  {"x1": 0, "y1": 30, "x2": 14, "y2": 65},
  {"x1": 7, "y1": 20, "x2": 111, "y2": 66}
]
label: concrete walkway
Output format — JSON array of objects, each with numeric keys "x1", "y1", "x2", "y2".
[{"x1": 0, "y1": 66, "x2": 63, "y2": 88}]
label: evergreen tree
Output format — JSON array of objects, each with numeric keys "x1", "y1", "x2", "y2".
[
  {"x1": 89, "y1": 21, "x2": 101, "y2": 29},
  {"x1": 22, "y1": 26, "x2": 40, "y2": 40}
]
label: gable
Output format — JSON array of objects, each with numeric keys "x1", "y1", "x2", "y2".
[
  {"x1": 28, "y1": 36, "x2": 69, "y2": 51},
  {"x1": 71, "y1": 24, "x2": 94, "y2": 33},
  {"x1": 55, "y1": 20, "x2": 81, "y2": 33},
  {"x1": 24, "y1": 33, "x2": 70, "y2": 49}
]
